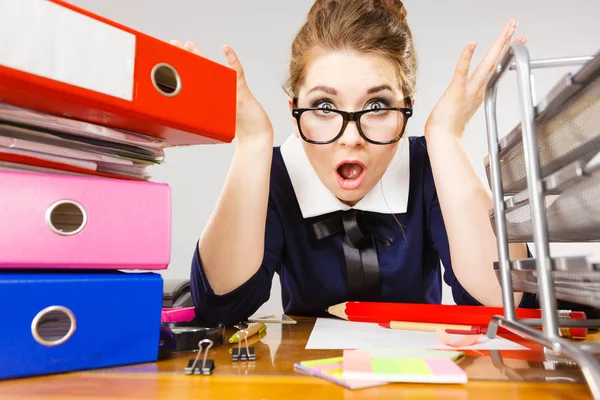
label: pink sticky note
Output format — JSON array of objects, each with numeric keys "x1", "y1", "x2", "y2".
[
  {"x1": 425, "y1": 358, "x2": 468, "y2": 381},
  {"x1": 343, "y1": 349, "x2": 373, "y2": 373}
]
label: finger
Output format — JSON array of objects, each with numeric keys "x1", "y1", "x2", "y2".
[
  {"x1": 170, "y1": 39, "x2": 185, "y2": 49},
  {"x1": 184, "y1": 41, "x2": 205, "y2": 57},
  {"x1": 450, "y1": 42, "x2": 477, "y2": 89},
  {"x1": 495, "y1": 36, "x2": 527, "y2": 63},
  {"x1": 488, "y1": 28, "x2": 515, "y2": 74},
  {"x1": 513, "y1": 36, "x2": 528, "y2": 45},
  {"x1": 469, "y1": 19, "x2": 518, "y2": 89},
  {"x1": 471, "y1": 36, "x2": 529, "y2": 102},
  {"x1": 222, "y1": 45, "x2": 249, "y2": 92},
  {"x1": 474, "y1": 19, "x2": 518, "y2": 82},
  {"x1": 493, "y1": 32, "x2": 527, "y2": 67},
  {"x1": 475, "y1": 35, "x2": 528, "y2": 96}
]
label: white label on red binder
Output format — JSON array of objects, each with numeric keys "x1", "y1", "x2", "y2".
[{"x1": 0, "y1": 0, "x2": 135, "y2": 101}]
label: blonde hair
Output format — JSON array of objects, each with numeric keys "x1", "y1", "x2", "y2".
[{"x1": 284, "y1": 0, "x2": 417, "y2": 104}]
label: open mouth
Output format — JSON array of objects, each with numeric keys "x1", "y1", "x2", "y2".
[{"x1": 335, "y1": 160, "x2": 366, "y2": 190}]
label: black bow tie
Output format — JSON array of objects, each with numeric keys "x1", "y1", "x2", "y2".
[{"x1": 311, "y1": 209, "x2": 381, "y2": 300}]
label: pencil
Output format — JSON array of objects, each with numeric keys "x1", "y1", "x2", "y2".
[
  {"x1": 229, "y1": 322, "x2": 267, "y2": 344},
  {"x1": 228, "y1": 329, "x2": 267, "y2": 353},
  {"x1": 328, "y1": 301, "x2": 541, "y2": 325},
  {"x1": 328, "y1": 302, "x2": 587, "y2": 338},
  {"x1": 327, "y1": 301, "x2": 546, "y2": 326},
  {"x1": 379, "y1": 321, "x2": 476, "y2": 332}
]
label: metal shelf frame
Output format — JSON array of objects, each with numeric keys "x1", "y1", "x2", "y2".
[{"x1": 484, "y1": 44, "x2": 600, "y2": 399}]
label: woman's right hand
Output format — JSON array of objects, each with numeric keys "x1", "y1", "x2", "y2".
[{"x1": 170, "y1": 40, "x2": 274, "y2": 144}]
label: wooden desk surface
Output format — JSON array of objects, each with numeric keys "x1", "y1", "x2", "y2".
[{"x1": 0, "y1": 317, "x2": 595, "y2": 400}]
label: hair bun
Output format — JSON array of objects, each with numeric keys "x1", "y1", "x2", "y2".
[
  {"x1": 289, "y1": 0, "x2": 417, "y2": 99},
  {"x1": 308, "y1": 0, "x2": 407, "y2": 23},
  {"x1": 379, "y1": 0, "x2": 407, "y2": 21},
  {"x1": 307, "y1": 0, "x2": 337, "y2": 19}
]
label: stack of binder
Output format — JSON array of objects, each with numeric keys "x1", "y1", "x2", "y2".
[{"x1": 0, "y1": 0, "x2": 235, "y2": 380}]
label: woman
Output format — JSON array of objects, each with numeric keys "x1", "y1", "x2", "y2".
[{"x1": 174, "y1": 0, "x2": 534, "y2": 326}]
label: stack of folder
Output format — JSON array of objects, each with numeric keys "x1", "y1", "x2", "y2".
[{"x1": 0, "y1": 0, "x2": 235, "y2": 380}]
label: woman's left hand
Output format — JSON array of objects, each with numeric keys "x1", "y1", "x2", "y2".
[{"x1": 424, "y1": 20, "x2": 527, "y2": 139}]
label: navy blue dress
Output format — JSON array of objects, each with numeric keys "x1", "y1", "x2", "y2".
[{"x1": 190, "y1": 136, "x2": 538, "y2": 326}]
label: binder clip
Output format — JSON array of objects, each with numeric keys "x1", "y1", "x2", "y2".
[
  {"x1": 231, "y1": 328, "x2": 255, "y2": 362},
  {"x1": 185, "y1": 339, "x2": 214, "y2": 375}
]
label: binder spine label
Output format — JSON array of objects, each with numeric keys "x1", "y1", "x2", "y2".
[{"x1": 0, "y1": 0, "x2": 135, "y2": 101}]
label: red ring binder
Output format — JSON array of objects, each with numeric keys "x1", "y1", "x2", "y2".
[{"x1": 0, "y1": 0, "x2": 236, "y2": 146}]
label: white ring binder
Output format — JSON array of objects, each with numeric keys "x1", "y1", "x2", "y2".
[
  {"x1": 45, "y1": 199, "x2": 88, "y2": 236},
  {"x1": 151, "y1": 63, "x2": 182, "y2": 97},
  {"x1": 31, "y1": 305, "x2": 77, "y2": 347}
]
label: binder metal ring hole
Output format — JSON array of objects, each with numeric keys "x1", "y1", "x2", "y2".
[
  {"x1": 151, "y1": 63, "x2": 182, "y2": 97},
  {"x1": 31, "y1": 306, "x2": 77, "y2": 347},
  {"x1": 45, "y1": 200, "x2": 87, "y2": 236}
]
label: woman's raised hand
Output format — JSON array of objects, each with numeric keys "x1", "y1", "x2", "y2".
[
  {"x1": 424, "y1": 20, "x2": 527, "y2": 140},
  {"x1": 170, "y1": 40, "x2": 274, "y2": 144}
]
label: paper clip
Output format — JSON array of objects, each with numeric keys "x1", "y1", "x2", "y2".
[
  {"x1": 232, "y1": 328, "x2": 255, "y2": 362},
  {"x1": 185, "y1": 339, "x2": 214, "y2": 375}
]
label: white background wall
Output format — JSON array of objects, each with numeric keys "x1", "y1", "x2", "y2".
[{"x1": 70, "y1": 0, "x2": 600, "y2": 315}]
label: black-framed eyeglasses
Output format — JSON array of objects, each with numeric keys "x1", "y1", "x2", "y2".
[{"x1": 291, "y1": 98, "x2": 413, "y2": 145}]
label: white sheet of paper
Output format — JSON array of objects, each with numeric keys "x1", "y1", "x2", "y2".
[{"x1": 305, "y1": 318, "x2": 529, "y2": 351}]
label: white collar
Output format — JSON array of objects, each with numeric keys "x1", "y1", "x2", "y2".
[{"x1": 280, "y1": 134, "x2": 410, "y2": 219}]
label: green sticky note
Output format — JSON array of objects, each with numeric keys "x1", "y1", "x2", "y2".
[
  {"x1": 371, "y1": 358, "x2": 433, "y2": 376},
  {"x1": 396, "y1": 358, "x2": 433, "y2": 376},
  {"x1": 370, "y1": 358, "x2": 400, "y2": 374}
]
